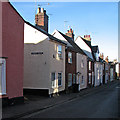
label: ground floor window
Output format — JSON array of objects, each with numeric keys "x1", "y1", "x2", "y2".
[
  {"x1": 58, "y1": 73, "x2": 62, "y2": 86},
  {"x1": 68, "y1": 73, "x2": 72, "y2": 87},
  {"x1": 51, "y1": 72, "x2": 56, "y2": 88},
  {"x1": 81, "y1": 75, "x2": 84, "y2": 85},
  {"x1": 0, "y1": 59, "x2": 6, "y2": 95}
]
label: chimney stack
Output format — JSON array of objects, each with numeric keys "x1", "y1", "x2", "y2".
[
  {"x1": 100, "y1": 53, "x2": 104, "y2": 60},
  {"x1": 84, "y1": 35, "x2": 91, "y2": 41},
  {"x1": 105, "y1": 56, "x2": 109, "y2": 63},
  {"x1": 35, "y1": 7, "x2": 49, "y2": 32},
  {"x1": 65, "y1": 28, "x2": 74, "y2": 41}
]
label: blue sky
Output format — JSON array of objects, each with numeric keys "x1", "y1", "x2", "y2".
[{"x1": 10, "y1": 2, "x2": 118, "y2": 61}]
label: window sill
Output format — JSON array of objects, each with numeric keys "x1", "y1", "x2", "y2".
[
  {"x1": 52, "y1": 87, "x2": 57, "y2": 89},
  {"x1": 58, "y1": 85, "x2": 62, "y2": 88}
]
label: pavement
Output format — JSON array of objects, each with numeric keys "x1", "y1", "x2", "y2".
[{"x1": 2, "y1": 80, "x2": 119, "y2": 119}]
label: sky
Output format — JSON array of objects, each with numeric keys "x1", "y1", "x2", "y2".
[{"x1": 10, "y1": 1, "x2": 118, "y2": 61}]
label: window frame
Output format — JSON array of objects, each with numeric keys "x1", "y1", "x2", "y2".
[
  {"x1": 89, "y1": 61, "x2": 91, "y2": 70},
  {"x1": 81, "y1": 75, "x2": 84, "y2": 85},
  {"x1": 81, "y1": 57, "x2": 84, "y2": 68},
  {"x1": 51, "y1": 72, "x2": 56, "y2": 88},
  {"x1": 57, "y1": 45, "x2": 62, "y2": 59},
  {"x1": 68, "y1": 52, "x2": 72, "y2": 64},
  {"x1": 58, "y1": 72, "x2": 62, "y2": 86}
]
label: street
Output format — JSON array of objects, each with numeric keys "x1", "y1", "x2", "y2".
[{"x1": 22, "y1": 81, "x2": 120, "y2": 118}]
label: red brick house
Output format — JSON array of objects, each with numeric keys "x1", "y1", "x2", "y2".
[
  {"x1": 0, "y1": 2, "x2": 24, "y2": 106},
  {"x1": 65, "y1": 47, "x2": 76, "y2": 92}
]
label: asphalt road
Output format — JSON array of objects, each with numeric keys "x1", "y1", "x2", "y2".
[{"x1": 23, "y1": 81, "x2": 120, "y2": 118}]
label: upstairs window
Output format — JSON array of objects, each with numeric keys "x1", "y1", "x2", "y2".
[
  {"x1": 68, "y1": 52, "x2": 72, "y2": 63},
  {"x1": 89, "y1": 61, "x2": 91, "y2": 70},
  {"x1": 58, "y1": 45, "x2": 62, "y2": 59},
  {"x1": 81, "y1": 57, "x2": 84, "y2": 68}
]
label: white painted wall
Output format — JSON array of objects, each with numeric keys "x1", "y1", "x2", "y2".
[
  {"x1": 110, "y1": 68, "x2": 114, "y2": 81},
  {"x1": 24, "y1": 23, "x2": 66, "y2": 95},
  {"x1": 75, "y1": 37, "x2": 93, "y2": 60},
  {"x1": 94, "y1": 62, "x2": 101, "y2": 86},
  {"x1": 76, "y1": 53, "x2": 87, "y2": 90},
  {"x1": 24, "y1": 23, "x2": 48, "y2": 44},
  {"x1": 100, "y1": 64, "x2": 103, "y2": 84},
  {"x1": 105, "y1": 63, "x2": 109, "y2": 83},
  {"x1": 75, "y1": 37, "x2": 91, "y2": 52},
  {"x1": 49, "y1": 41, "x2": 66, "y2": 94},
  {"x1": 52, "y1": 30, "x2": 66, "y2": 41},
  {"x1": 24, "y1": 40, "x2": 50, "y2": 89},
  {"x1": 52, "y1": 30, "x2": 72, "y2": 47}
]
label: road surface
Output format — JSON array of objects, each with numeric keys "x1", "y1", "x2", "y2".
[{"x1": 22, "y1": 81, "x2": 120, "y2": 118}]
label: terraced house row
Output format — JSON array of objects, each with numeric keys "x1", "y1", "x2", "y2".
[{"x1": 0, "y1": 2, "x2": 118, "y2": 106}]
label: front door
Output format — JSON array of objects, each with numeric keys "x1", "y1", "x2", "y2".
[{"x1": 0, "y1": 59, "x2": 6, "y2": 95}]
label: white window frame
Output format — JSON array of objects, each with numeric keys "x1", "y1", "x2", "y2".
[
  {"x1": 57, "y1": 45, "x2": 62, "y2": 59},
  {"x1": 51, "y1": 72, "x2": 56, "y2": 88},
  {"x1": 58, "y1": 72, "x2": 62, "y2": 86},
  {"x1": 68, "y1": 52, "x2": 72, "y2": 64},
  {"x1": 68, "y1": 73, "x2": 72, "y2": 87},
  {"x1": 81, "y1": 75, "x2": 84, "y2": 85},
  {"x1": 0, "y1": 58, "x2": 6, "y2": 95},
  {"x1": 81, "y1": 57, "x2": 84, "y2": 68}
]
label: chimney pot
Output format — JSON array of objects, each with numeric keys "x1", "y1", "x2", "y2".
[
  {"x1": 41, "y1": 8, "x2": 44, "y2": 13},
  {"x1": 37, "y1": 7, "x2": 41, "y2": 14}
]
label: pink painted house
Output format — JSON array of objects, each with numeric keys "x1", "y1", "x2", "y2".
[{"x1": 0, "y1": 1, "x2": 24, "y2": 105}]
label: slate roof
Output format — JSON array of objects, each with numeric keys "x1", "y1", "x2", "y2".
[
  {"x1": 25, "y1": 21, "x2": 67, "y2": 46},
  {"x1": 99, "y1": 57, "x2": 104, "y2": 63},
  {"x1": 91, "y1": 45, "x2": 99, "y2": 53},
  {"x1": 83, "y1": 50, "x2": 94, "y2": 61},
  {"x1": 57, "y1": 30, "x2": 86, "y2": 56}
]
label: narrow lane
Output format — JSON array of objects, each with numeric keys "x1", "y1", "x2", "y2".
[{"x1": 23, "y1": 81, "x2": 119, "y2": 118}]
